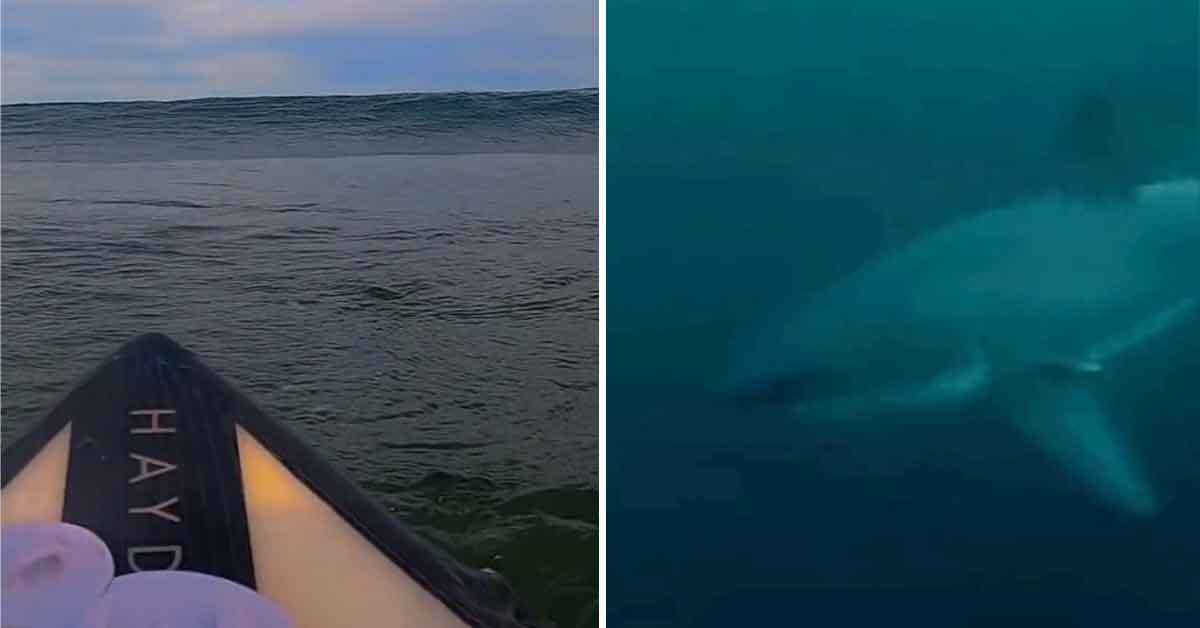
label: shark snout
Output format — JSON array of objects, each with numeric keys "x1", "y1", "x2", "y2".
[{"x1": 719, "y1": 364, "x2": 856, "y2": 410}]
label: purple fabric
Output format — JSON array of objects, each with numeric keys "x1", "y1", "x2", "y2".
[
  {"x1": 2, "y1": 522, "x2": 113, "y2": 628},
  {"x1": 1, "y1": 523, "x2": 293, "y2": 628},
  {"x1": 78, "y1": 571, "x2": 293, "y2": 628}
]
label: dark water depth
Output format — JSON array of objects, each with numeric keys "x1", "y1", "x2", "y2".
[{"x1": 608, "y1": 1, "x2": 1198, "y2": 626}]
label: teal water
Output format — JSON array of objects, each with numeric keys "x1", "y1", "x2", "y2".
[{"x1": 609, "y1": 1, "x2": 1198, "y2": 625}]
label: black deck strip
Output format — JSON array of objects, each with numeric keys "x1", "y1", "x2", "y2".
[
  {"x1": 2, "y1": 333, "x2": 539, "y2": 628},
  {"x1": 5, "y1": 334, "x2": 255, "y2": 585}
]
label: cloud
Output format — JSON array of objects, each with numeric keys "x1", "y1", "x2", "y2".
[
  {"x1": 1, "y1": 0, "x2": 596, "y2": 102},
  {"x1": 8, "y1": 0, "x2": 596, "y2": 41},
  {"x1": 165, "y1": 0, "x2": 447, "y2": 39},
  {"x1": 3, "y1": 53, "x2": 176, "y2": 102},
  {"x1": 186, "y1": 52, "x2": 315, "y2": 94},
  {"x1": 2, "y1": 51, "x2": 317, "y2": 103}
]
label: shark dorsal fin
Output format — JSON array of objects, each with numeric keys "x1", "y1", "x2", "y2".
[{"x1": 1055, "y1": 89, "x2": 1140, "y2": 200}]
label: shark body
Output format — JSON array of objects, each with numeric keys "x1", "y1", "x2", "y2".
[{"x1": 725, "y1": 178, "x2": 1199, "y2": 515}]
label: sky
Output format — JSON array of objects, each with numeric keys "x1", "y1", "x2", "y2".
[{"x1": 1, "y1": 0, "x2": 598, "y2": 103}]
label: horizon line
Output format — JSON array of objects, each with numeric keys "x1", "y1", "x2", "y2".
[{"x1": 0, "y1": 85, "x2": 600, "y2": 108}]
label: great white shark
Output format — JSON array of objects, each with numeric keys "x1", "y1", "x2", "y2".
[{"x1": 724, "y1": 177, "x2": 1199, "y2": 516}]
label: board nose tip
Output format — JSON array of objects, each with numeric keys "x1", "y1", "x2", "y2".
[{"x1": 118, "y1": 333, "x2": 189, "y2": 360}]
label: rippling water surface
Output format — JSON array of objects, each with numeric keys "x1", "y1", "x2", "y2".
[{"x1": 2, "y1": 90, "x2": 598, "y2": 627}]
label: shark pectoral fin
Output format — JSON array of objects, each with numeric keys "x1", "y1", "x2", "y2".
[
  {"x1": 1086, "y1": 298, "x2": 1198, "y2": 365},
  {"x1": 1016, "y1": 384, "x2": 1158, "y2": 516},
  {"x1": 1033, "y1": 357, "x2": 1104, "y2": 376},
  {"x1": 1032, "y1": 299, "x2": 1196, "y2": 379},
  {"x1": 794, "y1": 359, "x2": 991, "y2": 420}
]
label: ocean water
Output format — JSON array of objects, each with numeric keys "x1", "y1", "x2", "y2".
[
  {"x1": 609, "y1": 1, "x2": 1198, "y2": 626},
  {"x1": 1, "y1": 90, "x2": 598, "y2": 627}
]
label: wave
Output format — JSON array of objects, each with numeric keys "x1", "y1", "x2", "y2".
[{"x1": 1, "y1": 89, "x2": 598, "y2": 163}]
